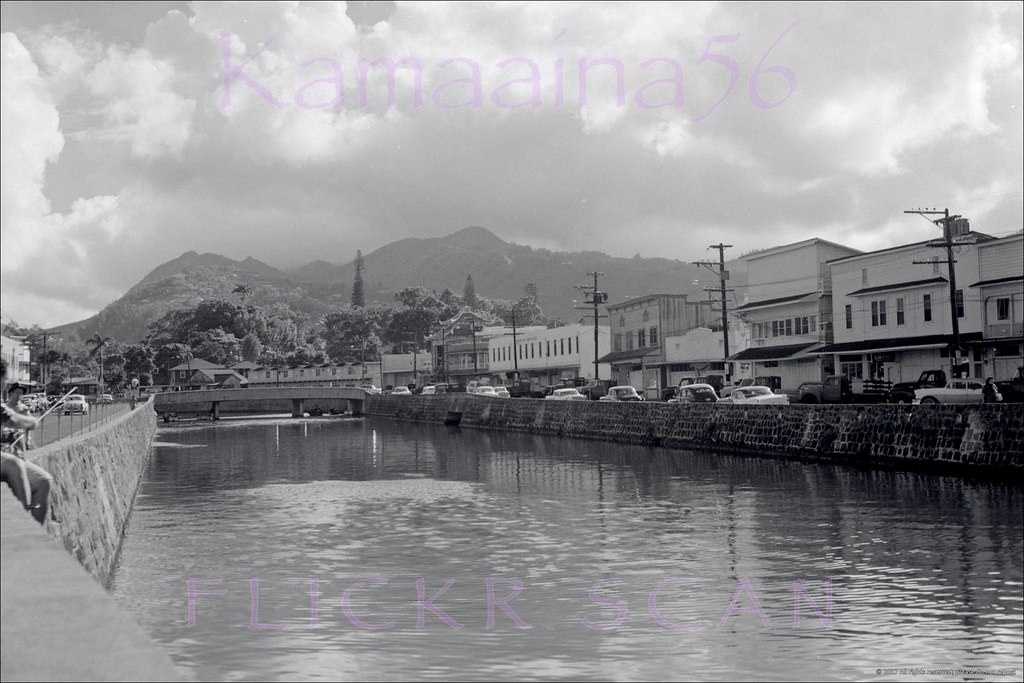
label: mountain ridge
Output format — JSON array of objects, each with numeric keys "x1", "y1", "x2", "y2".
[{"x1": 50, "y1": 227, "x2": 747, "y2": 343}]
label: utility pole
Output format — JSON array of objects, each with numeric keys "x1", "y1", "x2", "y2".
[
  {"x1": 510, "y1": 305, "x2": 519, "y2": 380},
  {"x1": 906, "y1": 208, "x2": 964, "y2": 378},
  {"x1": 575, "y1": 271, "x2": 608, "y2": 380},
  {"x1": 695, "y1": 244, "x2": 734, "y2": 382}
]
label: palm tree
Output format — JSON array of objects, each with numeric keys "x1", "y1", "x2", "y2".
[{"x1": 86, "y1": 333, "x2": 113, "y2": 394}]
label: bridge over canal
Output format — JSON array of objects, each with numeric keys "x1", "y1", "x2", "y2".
[{"x1": 153, "y1": 387, "x2": 369, "y2": 420}]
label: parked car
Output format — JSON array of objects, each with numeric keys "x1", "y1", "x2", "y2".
[
  {"x1": 546, "y1": 388, "x2": 587, "y2": 401},
  {"x1": 668, "y1": 383, "x2": 719, "y2": 403},
  {"x1": 914, "y1": 378, "x2": 987, "y2": 404},
  {"x1": 97, "y1": 393, "x2": 114, "y2": 404},
  {"x1": 494, "y1": 386, "x2": 511, "y2": 399},
  {"x1": 889, "y1": 370, "x2": 947, "y2": 404},
  {"x1": 579, "y1": 379, "x2": 616, "y2": 400},
  {"x1": 360, "y1": 384, "x2": 382, "y2": 395},
  {"x1": 421, "y1": 385, "x2": 437, "y2": 395},
  {"x1": 719, "y1": 378, "x2": 756, "y2": 399},
  {"x1": 390, "y1": 386, "x2": 412, "y2": 396},
  {"x1": 718, "y1": 386, "x2": 789, "y2": 405},
  {"x1": 472, "y1": 386, "x2": 498, "y2": 397},
  {"x1": 599, "y1": 386, "x2": 644, "y2": 402},
  {"x1": 62, "y1": 394, "x2": 90, "y2": 415}
]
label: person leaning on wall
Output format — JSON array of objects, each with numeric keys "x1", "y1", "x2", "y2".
[{"x1": 0, "y1": 358, "x2": 54, "y2": 524}]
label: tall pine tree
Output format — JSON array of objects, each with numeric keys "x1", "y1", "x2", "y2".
[
  {"x1": 463, "y1": 274, "x2": 478, "y2": 309},
  {"x1": 351, "y1": 250, "x2": 365, "y2": 308}
]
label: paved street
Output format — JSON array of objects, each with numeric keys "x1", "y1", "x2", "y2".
[{"x1": 20, "y1": 400, "x2": 133, "y2": 450}]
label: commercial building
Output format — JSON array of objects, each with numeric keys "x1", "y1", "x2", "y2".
[
  {"x1": 820, "y1": 225, "x2": 995, "y2": 382},
  {"x1": 730, "y1": 238, "x2": 861, "y2": 390},
  {"x1": 598, "y1": 294, "x2": 704, "y2": 394},
  {"x1": 487, "y1": 322, "x2": 610, "y2": 385}
]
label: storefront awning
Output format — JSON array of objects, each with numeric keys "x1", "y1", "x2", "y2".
[
  {"x1": 728, "y1": 342, "x2": 820, "y2": 361},
  {"x1": 816, "y1": 332, "x2": 982, "y2": 354}
]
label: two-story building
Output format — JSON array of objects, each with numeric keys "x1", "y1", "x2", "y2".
[
  {"x1": 598, "y1": 294, "x2": 704, "y2": 394},
  {"x1": 820, "y1": 226, "x2": 994, "y2": 382},
  {"x1": 487, "y1": 322, "x2": 611, "y2": 385},
  {"x1": 731, "y1": 238, "x2": 861, "y2": 390},
  {"x1": 1, "y1": 334, "x2": 32, "y2": 389},
  {"x1": 967, "y1": 232, "x2": 1023, "y2": 380},
  {"x1": 663, "y1": 324, "x2": 751, "y2": 388},
  {"x1": 427, "y1": 309, "x2": 503, "y2": 385}
]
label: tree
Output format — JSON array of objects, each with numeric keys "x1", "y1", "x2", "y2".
[
  {"x1": 123, "y1": 343, "x2": 157, "y2": 385},
  {"x1": 463, "y1": 274, "x2": 478, "y2": 309},
  {"x1": 351, "y1": 250, "x2": 365, "y2": 308},
  {"x1": 232, "y1": 283, "x2": 253, "y2": 303},
  {"x1": 240, "y1": 332, "x2": 263, "y2": 362},
  {"x1": 321, "y1": 305, "x2": 393, "y2": 362},
  {"x1": 85, "y1": 333, "x2": 114, "y2": 392}
]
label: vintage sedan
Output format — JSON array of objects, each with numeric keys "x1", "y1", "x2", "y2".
[
  {"x1": 598, "y1": 386, "x2": 644, "y2": 402},
  {"x1": 546, "y1": 387, "x2": 587, "y2": 401},
  {"x1": 913, "y1": 378, "x2": 987, "y2": 404},
  {"x1": 62, "y1": 394, "x2": 90, "y2": 415},
  {"x1": 494, "y1": 386, "x2": 511, "y2": 399},
  {"x1": 668, "y1": 383, "x2": 719, "y2": 403},
  {"x1": 472, "y1": 386, "x2": 499, "y2": 397},
  {"x1": 717, "y1": 386, "x2": 789, "y2": 405},
  {"x1": 389, "y1": 386, "x2": 412, "y2": 396}
]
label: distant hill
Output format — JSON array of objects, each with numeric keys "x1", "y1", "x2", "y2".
[
  {"x1": 288, "y1": 226, "x2": 747, "y2": 321},
  {"x1": 50, "y1": 227, "x2": 747, "y2": 343}
]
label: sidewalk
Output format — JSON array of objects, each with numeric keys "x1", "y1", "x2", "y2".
[{"x1": 1, "y1": 493, "x2": 182, "y2": 682}]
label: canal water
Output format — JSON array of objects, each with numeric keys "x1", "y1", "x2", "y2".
[{"x1": 111, "y1": 417, "x2": 1023, "y2": 681}]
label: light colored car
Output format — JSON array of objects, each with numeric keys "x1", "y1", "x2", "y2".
[
  {"x1": 718, "y1": 386, "x2": 789, "y2": 405},
  {"x1": 599, "y1": 386, "x2": 644, "y2": 402},
  {"x1": 494, "y1": 386, "x2": 511, "y2": 399},
  {"x1": 62, "y1": 394, "x2": 90, "y2": 415},
  {"x1": 668, "y1": 383, "x2": 719, "y2": 403},
  {"x1": 914, "y1": 378, "x2": 987, "y2": 404},
  {"x1": 473, "y1": 386, "x2": 498, "y2": 397},
  {"x1": 97, "y1": 393, "x2": 114, "y2": 404},
  {"x1": 546, "y1": 387, "x2": 587, "y2": 401},
  {"x1": 360, "y1": 384, "x2": 382, "y2": 395},
  {"x1": 420, "y1": 385, "x2": 437, "y2": 395},
  {"x1": 390, "y1": 386, "x2": 412, "y2": 396}
]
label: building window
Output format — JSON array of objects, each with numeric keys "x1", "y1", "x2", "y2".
[
  {"x1": 923, "y1": 294, "x2": 932, "y2": 322},
  {"x1": 861, "y1": 268, "x2": 868, "y2": 286},
  {"x1": 997, "y1": 297, "x2": 1010, "y2": 320},
  {"x1": 638, "y1": 329, "x2": 646, "y2": 347},
  {"x1": 771, "y1": 321, "x2": 779, "y2": 337},
  {"x1": 871, "y1": 300, "x2": 887, "y2": 326},
  {"x1": 955, "y1": 289, "x2": 964, "y2": 318},
  {"x1": 784, "y1": 318, "x2": 792, "y2": 336},
  {"x1": 613, "y1": 334, "x2": 622, "y2": 352},
  {"x1": 283, "y1": 371, "x2": 289, "y2": 377},
  {"x1": 896, "y1": 298, "x2": 905, "y2": 325},
  {"x1": 845, "y1": 304, "x2": 853, "y2": 329},
  {"x1": 546, "y1": 340, "x2": 551, "y2": 357},
  {"x1": 650, "y1": 326, "x2": 658, "y2": 345},
  {"x1": 810, "y1": 316, "x2": 816, "y2": 332},
  {"x1": 627, "y1": 332, "x2": 634, "y2": 350},
  {"x1": 266, "y1": 371, "x2": 272, "y2": 378}
]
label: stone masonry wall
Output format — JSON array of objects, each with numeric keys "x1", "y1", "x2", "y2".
[
  {"x1": 25, "y1": 399, "x2": 158, "y2": 587},
  {"x1": 367, "y1": 396, "x2": 1024, "y2": 475}
]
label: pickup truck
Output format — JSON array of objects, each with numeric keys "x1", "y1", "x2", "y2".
[
  {"x1": 888, "y1": 370, "x2": 947, "y2": 404},
  {"x1": 505, "y1": 380, "x2": 546, "y2": 399},
  {"x1": 796, "y1": 376, "x2": 891, "y2": 404}
]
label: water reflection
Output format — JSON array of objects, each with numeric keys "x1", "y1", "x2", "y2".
[{"x1": 113, "y1": 417, "x2": 1023, "y2": 681}]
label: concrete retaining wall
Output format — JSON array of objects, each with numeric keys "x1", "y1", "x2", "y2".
[
  {"x1": 367, "y1": 396, "x2": 1024, "y2": 475},
  {"x1": 28, "y1": 399, "x2": 157, "y2": 587}
]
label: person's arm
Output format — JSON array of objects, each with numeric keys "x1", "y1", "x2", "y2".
[{"x1": 2, "y1": 404, "x2": 38, "y2": 431}]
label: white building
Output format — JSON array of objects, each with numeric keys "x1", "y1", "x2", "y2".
[
  {"x1": 821, "y1": 227, "x2": 992, "y2": 382},
  {"x1": 663, "y1": 324, "x2": 751, "y2": 387},
  {"x1": 1, "y1": 334, "x2": 31, "y2": 387},
  {"x1": 731, "y1": 238, "x2": 861, "y2": 390},
  {"x1": 488, "y1": 323, "x2": 610, "y2": 384},
  {"x1": 967, "y1": 232, "x2": 1023, "y2": 380}
]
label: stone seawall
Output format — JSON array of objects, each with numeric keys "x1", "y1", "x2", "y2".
[
  {"x1": 367, "y1": 396, "x2": 1024, "y2": 475},
  {"x1": 30, "y1": 399, "x2": 158, "y2": 587}
]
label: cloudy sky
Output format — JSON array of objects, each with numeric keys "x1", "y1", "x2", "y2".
[{"x1": 1, "y1": 1, "x2": 1021, "y2": 328}]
